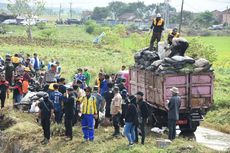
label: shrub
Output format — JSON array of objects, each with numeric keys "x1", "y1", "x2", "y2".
[
  {"x1": 186, "y1": 37, "x2": 217, "y2": 63},
  {"x1": 39, "y1": 28, "x2": 57, "y2": 39},
  {"x1": 36, "y1": 22, "x2": 47, "y2": 30}
]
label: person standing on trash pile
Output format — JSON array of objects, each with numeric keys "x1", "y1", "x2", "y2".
[
  {"x1": 135, "y1": 91, "x2": 149, "y2": 145},
  {"x1": 43, "y1": 64, "x2": 57, "y2": 92},
  {"x1": 166, "y1": 87, "x2": 181, "y2": 140},
  {"x1": 110, "y1": 86, "x2": 122, "y2": 137},
  {"x1": 149, "y1": 13, "x2": 165, "y2": 51},
  {"x1": 79, "y1": 86, "x2": 97, "y2": 142},
  {"x1": 124, "y1": 95, "x2": 138, "y2": 147},
  {"x1": 167, "y1": 28, "x2": 180, "y2": 45},
  {"x1": 0, "y1": 75, "x2": 9, "y2": 108},
  {"x1": 49, "y1": 84, "x2": 63, "y2": 124},
  {"x1": 92, "y1": 86, "x2": 105, "y2": 129},
  {"x1": 166, "y1": 36, "x2": 189, "y2": 58},
  {"x1": 38, "y1": 93, "x2": 54, "y2": 145},
  {"x1": 64, "y1": 87, "x2": 75, "y2": 141}
]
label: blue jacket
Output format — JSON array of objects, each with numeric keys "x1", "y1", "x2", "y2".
[
  {"x1": 49, "y1": 91, "x2": 63, "y2": 112},
  {"x1": 100, "y1": 79, "x2": 108, "y2": 97}
]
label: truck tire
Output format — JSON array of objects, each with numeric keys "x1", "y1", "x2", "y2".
[{"x1": 179, "y1": 121, "x2": 198, "y2": 133}]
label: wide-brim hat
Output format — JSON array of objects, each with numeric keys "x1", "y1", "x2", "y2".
[
  {"x1": 170, "y1": 87, "x2": 179, "y2": 94},
  {"x1": 24, "y1": 67, "x2": 31, "y2": 72}
]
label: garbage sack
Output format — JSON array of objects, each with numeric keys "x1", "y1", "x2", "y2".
[
  {"x1": 194, "y1": 64, "x2": 212, "y2": 73},
  {"x1": 29, "y1": 101, "x2": 40, "y2": 113},
  {"x1": 151, "y1": 60, "x2": 163, "y2": 68},
  {"x1": 171, "y1": 56, "x2": 195, "y2": 64},
  {"x1": 194, "y1": 58, "x2": 210, "y2": 67},
  {"x1": 20, "y1": 92, "x2": 37, "y2": 104}
]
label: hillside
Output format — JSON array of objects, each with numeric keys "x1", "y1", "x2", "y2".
[{"x1": 0, "y1": 23, "x2": 230, "y2": 152}]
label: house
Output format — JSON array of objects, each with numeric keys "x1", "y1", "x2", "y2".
[
  {"x1": 117, "y1": 13, "x2": 143, "y2": 26},
  {"x1": 81, "y1": 10, "x2": 92, "y2": 20},
  {"x1": 212, "y1": 9, "x2": 230, "y2": 25},
  {"x1": 212, "y1": 10, "x2": 223, "y2": 23},
  {"x1": 222, "y1": 9, "x2": 230, "y2": 25}
]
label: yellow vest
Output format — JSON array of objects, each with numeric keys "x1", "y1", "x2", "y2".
[
  {"x1": 171, "y1": 32, "x2": 180, "y2": 38},
  {"x1": 153, "y1": 18, "x2": 164, "y2": 27},
  {"x1": 80, "y1": 96, "x2": 97, "y2": 115},
  {"x1": 11, "y1": 56, "x2": 20, "y2": 64}
]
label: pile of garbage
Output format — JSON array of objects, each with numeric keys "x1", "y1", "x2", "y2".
[{"x1": 134, "y1": 48, "x2": 213, "y2": 74}]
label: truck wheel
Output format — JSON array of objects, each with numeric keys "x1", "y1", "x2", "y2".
[{"x1": 179, "y1": 124, "x2": 197, "y2": 133}]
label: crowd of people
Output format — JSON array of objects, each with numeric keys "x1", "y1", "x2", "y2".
[{"x1": 0, "y1": 50, "x2": 181, "y2": 146}]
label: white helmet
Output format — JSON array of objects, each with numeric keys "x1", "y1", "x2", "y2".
[{"x1": 156, "y1": 13, "x2": 161, "y2": 18}]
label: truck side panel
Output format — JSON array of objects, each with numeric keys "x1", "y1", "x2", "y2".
[
  {"x1": 163, "y1": 74, "x2": 189, "y2": 110},
  {"x1": 190, "y1": 73, "x2": 213, "y2": 109}
]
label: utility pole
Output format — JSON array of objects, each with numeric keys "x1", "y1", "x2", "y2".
[
  {"x1": 70, "y1": 2, "x2": 72, "y2": 19},
  {"x1": 164, "y1": 0, "x2": 170, "y2": 29},
  {"x1": 179, "y1": 0, "x2": 184, "y2": 33},
  {"x1": 59, "y1": 3, "x2": 62, "y2": 21}
]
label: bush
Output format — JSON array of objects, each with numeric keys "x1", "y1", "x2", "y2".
[
  {"x1": 84, "y1": 20, "x2": 101, "y2": 34},
  {"x1": 186, "y1": 37, "x2": 217, "y2": 63},
  {"x1": 36, "y1": 22, "x2": 47, "y2": 30},
  {"x1": 86, "y1": 25, "x2": 94, "y2": 34},
  {"x1": 39, "y1": 28, "x2": 57, "y2": 39}
]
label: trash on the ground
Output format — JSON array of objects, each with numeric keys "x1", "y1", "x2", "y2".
[
  {"x1": 156, "y1": 139, "x2": 172, "y2": 148},
  {"x1": 151, "y1": 127, "x2": 166, "y2": 134}
]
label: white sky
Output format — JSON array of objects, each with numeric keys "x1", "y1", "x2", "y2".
[{"x1": 1, "y1": 0, "x2": 229, "y2": 12}]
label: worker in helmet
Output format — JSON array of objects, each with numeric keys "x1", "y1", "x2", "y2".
[
  {"x1": 149, "y1": 13, "x2": 165, "y2": 51},
  {"x1": 167, "y1": 28, "x2": 180, "y2": 45}
]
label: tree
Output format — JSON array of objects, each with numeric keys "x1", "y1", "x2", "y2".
[
  {"x1": 7, "y1": 0, "x2": 45, "y2": 42},
  {"x1": 126, "y1": 2, "x2": 146, "y2": 18},
  {"x1": 194, "y1": 11, "x2": 215, "y2": 27},
  {"x1": 91, "y1": 7, "x2": 110, "y2": 20},
  {"x1": 145, "y1": 4, "x2": 156, "y2": 19},
  {"x1": 108, "y1": 1, "x2": 127, "y2": 20}
]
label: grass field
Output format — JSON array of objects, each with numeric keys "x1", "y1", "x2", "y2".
[
  {"x1": 1, "y1": 109, "x2": 215, "y2": 153},
  {"x1": 0, "y1": 24, "x2": 230, "y2": 152}
]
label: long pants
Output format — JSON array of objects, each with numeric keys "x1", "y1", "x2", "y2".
[
  {"x1": 94, "y1": 113, "x2": 99, "y2": 129},
  {"x1": 112, "y1": 113, "x2": 121, "y2": 134},
  {"x1": 65, "y1": 118, "x2": 73, "y2": 139},
  {"x1": 54, "y1": 111, "x2": 62, "y2": 124},
  {"x1": 0, "y1": 93, "x2": 6, "y2": 108},
  {"x1": 168, "y1": 42, "x2": 189, "y2": 57},
  {"x1": 81, "y1": 114, "x2": 94, "y2": 141},
  {"x1": 135, "y1": 118, "x2": 146, "y2": 144},
  {"x1": 149, "y1": 32, "x2": 162, "y2": 51},
  {"x1": 41, "y1": 118, "x2": 51, "y2": 140},
  {"x1": 124, "y1": 122, "x2": 136, "y2": 144},
  {"x1": 168, "y1": 119, "x2": 177, "y2": 140},
  {"x1": 14, "y1": 94, "x2": 22, "y2": 104}
]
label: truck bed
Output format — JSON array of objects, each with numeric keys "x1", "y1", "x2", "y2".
[{"x1": 129, "y1": 68, "x2": 214, "y2": 112}]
